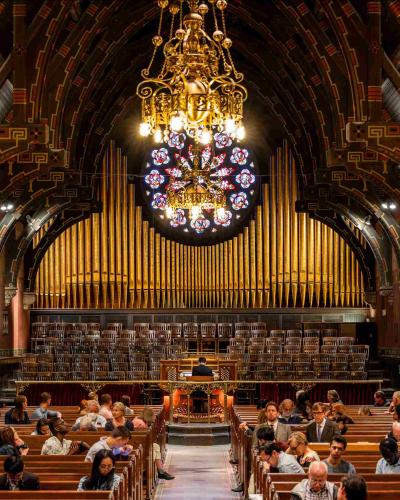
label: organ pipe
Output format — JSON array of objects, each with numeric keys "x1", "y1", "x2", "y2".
[{"x1": 35, "y1": 141, "x2": 366, "y2": 308}]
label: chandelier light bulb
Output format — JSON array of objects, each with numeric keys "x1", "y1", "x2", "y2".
[
  {"x1": 170, "y1": 115, "x2": 183, "y2": 131},
  {"x1": 199, "y1": 129, "x2": 211, "y2": 144},
  {"x1": 381, "y1": 202, "x2": 389, "y2": 209},
  {"x1": 139, "y1": 122, "x2": 151, "y2": 137},
  {"x1": 236, "y1": 125, "x2": 245, "y2": 140},
  {"x1": 166, "y1": 206, "x2": 174, "y2": 218},
  {"x1": 0, "y1": 205, "x2": 7, "y2": 211},
  {"x1": 6, "y1": 204, "x2": 13, "y2": 211},
  {"x1": 389, "y1": 203, "x2": 397, "y2": 210},
  {"x1": 154, "y1": 128, "x2": 163, "y2": 143},
  {"x1": 190, "y1": 206, "x2": 201, "y2": 219},
  {"x1": 225, "y1": 118, "x2": 236, "y2": 134}
]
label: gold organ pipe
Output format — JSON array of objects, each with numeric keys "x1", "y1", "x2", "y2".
[
  {"x1": 238, "y1": 233, "x2": 244, "y2": 308},
  {"x1": 328, "y1": 227, "x2": 334, "y2": 306},
  {"x1": 142, "y1": 220, "x2": 149, "y2": 308},
  {"x1": 290, "y1": 156, "x2": 298, "y2": 307},
  {"x1": 321, "y1": 223, "x2": 328, "y2": 307},
  {"x1": 270, "y1": 156, "x2": 277, "y2": 307},
  {"x1": 333, "y1": 231, "x2": 340, "y2": 306},
  {"x1": 48, "y1": 240, "x2": 54, "y2": 308},
  {"x1": 314, "y1": 221, "x2": 321, "y2": 307},
  {"x1": 233, "y1": 237, "x2": 238, "y2": 308},
  {"x1": 307, "y1": 217, "x2": 315, "y2": 306},
  {"x1": 135, "y1": 207, "x2": 142, "y2": 307},
  {"x1": 159, "y1": 235, "x2": 164, "y2": 308},
  {"x1": 128, "y1": 186, "x2": 135, "y2": 307},
  {"x1": 276, "y1": 149, "x2": 284, "y2": 307},
  {"x1": 340, "y1": 236, "x2": 346, "y2": 306},
  {"x1": 215, "y1": 243, "x2": 220, "y2": 307},
  {"x1": 228, "y1": 240, "x2": 233, "y2": 308},
  {"x1": 149, "y1": 227, "x2": 155, "y2": 308},
  {"x1": 244, "y1": 227, "x2": 250, "y2": 308},
  {"x1": 101, "y1": 155, "x2": 109, "y2": 308},
  {"x1": 171, "y1": 241, "x2": 176, "y2": 307},
  {"x1": 60, "y1": 229, "x2": 66, "y2": 308},
  {"x1": 85, "y1": 218, "x2": 92, "y2": 308},
  {"x1": 263, "y1": 184, "x2": 270, "y2": 307},
  {"x1": 256, "y1": 206, "x2": 263, "y2": 308},
  {"x1": 283, "y1": 143, "x2": 291, "y2": 307},
  {"x1": 108, "y1": 144, "x2": 116, "y2": 308},
  {"x1": 115, "y1": 147, "x2": 123, "y2": 309},
  {"x1": 71, "y1": 223, "x2": 78, "y2": 308},
  {"x1": 121, "y1": 157, "x2": 129, "y2": 308},
  {"x1": 77, "y1": 220, "x2": 84, "y2": 308},
  {"x1": 219, "y1": 243, "x2": 224, "y2": 307}
]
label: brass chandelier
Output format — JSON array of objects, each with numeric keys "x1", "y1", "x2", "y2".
[{"x1": 136, "y1": 0, "x2": 247, "y2": 144}]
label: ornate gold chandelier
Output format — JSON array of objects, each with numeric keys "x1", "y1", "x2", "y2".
[{"x1": 136, "y1": 0, "x2": 247, "y2": 144}]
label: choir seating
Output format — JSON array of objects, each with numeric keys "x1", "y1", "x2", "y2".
[{"x1": 24, "y1": 323, "x2": 371, "y2": 382}]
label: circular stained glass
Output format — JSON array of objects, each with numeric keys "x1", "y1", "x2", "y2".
[{"x1": 143, "y1": 130, "x2": 257, "y2": 243}]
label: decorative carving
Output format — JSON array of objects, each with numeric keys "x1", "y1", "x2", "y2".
[
  {"x1": 4, "y1": 286, "x2": 17, "y2": 307},
  {"x1": 22, "y1": 292, "x2": 36, "y2": 310}
]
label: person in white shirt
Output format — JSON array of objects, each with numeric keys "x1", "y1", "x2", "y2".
[
  {"x1": 72, "y1": 401, "x2": 107, "y2": 430},
  {"x1": 41, "y1": 420, "x2": 73, "y2": 455},
  {"x1": 99, "y1": 394, "x2": 113, "y2": 420}
]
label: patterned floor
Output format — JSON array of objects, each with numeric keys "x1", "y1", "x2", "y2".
[{"x1": 155, "y1": 444, "x2": 243, "y2": 500}]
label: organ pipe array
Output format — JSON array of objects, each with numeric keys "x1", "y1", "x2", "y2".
[{"x1": 34, "y1": 141, "x2": 365, "y2": 309}]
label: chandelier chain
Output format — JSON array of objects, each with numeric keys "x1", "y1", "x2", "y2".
[{"x1": 142, "y1": 3, "x2": 165, "y2": 78}]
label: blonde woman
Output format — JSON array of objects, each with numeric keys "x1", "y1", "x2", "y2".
[
  {"x1": 286, "y1": 431, "x2": 320, "y2": 466},
  {"x1": 105, "y1": 402, "x2": 133, "y2": 431}
]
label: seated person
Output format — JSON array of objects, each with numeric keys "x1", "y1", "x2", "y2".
[
  {"x1": 72, "y1": 400, "x2": 107, "y2": 430},
  {"x1": 393, "y1": 404, "x2": 400, "y2": 422},
  {"x1": 31, "y1": 418, "x2": 51, "y2": 436},
  {"x1": 131, "y1": 407, "x2": 174, "y2": 480},
  {"x1": 120, "y1": 395, "x2": 134, "y2": 415},
  {"x1": 258, "y1": 442, "x2": 304, "y2": 473},
  {"x1": 327, "y1": 390, "x2": 342, "y2": 405},
  {"x1": 30, "y1": 392, "x2": 60, "y2": 420},
  {"x1": 374, "y1": 390, "x2": 389, "y2": 407},
  {"x1": 78, "y1": 416, "x2": 97, "y2": 432},
  {"x1": 290, "y1": 461, "x2": 337, "y2": 500},
  {"x1": 278, "y1": 399, "x2": 303, "y2": 425},
  {"x1": 240, "y1": 401, "x2": 292, "y2": 446},
  {"x1": 328, "y1": 404, "x2": 354, "y2": 425},
  {"x1": 286, "y1": 431, "x2": 320, "y2": 466},
  {"x1": 306, "y1": 403, "x2": 339, "y2": 443},
  {"x1": 293, "y1": 390, "x2": 312, "y2": 422},
  {"x1": 322, "y1": 435, "x2": 356, "y2": 474},
  {"x1": 229, "y1": 424, "x2": 275, "y2": 467},
  {"x1": 99, "y1": 393, "x2": 113, "y2": 420},
  {"x1": 5, "y1": 396, "x2": 30, "y2": 424},
  {"x1": 387, "y1": 421, "x2": 400, "y2": 442},
  {"x1": 41, "y1": 418, "x2": 88, "y2": 456},
  {"x1": 105, "y1": 402, "x2": 134, "y2": 431},
  {"x1": 376, "y1": 437, "x2": 400, "y2": 473},
  {"x1": 78, "y1": 449, "x2": 121, "y2": 491},
  {"x1": 338, "y1": 474, "x2": 368, "y2": 500},
  {"x1": 85, "y1": 426, "x2": 133, "y2": 463},
  {"x1": 386, "y1": 390, "x2": 400, "y2": 414},
  {"x1": 335, "y1": 416, "x2": 349, "y2": 435},
  {"x1": 191, "y1": 357, "x2": 213, "y2": 413},
  {"x1": 357, "y1": 406, "x2": 372, "y2": 416},
  {"x1": 0, "y1": 427, "x2": 29, "y2": 456},
  {"x1": 0, "y1": 455, "x2": 39, "y2": 491}
]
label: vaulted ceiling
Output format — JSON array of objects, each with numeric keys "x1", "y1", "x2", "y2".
[{"x1": 0, "y1": 0, "x2": 399, "y2": 301}]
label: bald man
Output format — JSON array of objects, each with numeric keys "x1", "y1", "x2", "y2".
[
  {"x1": 387, "y1": 421, "x2": 400, "y2": 442},
  {"x1": 290, "y1": 461, "x2": 338, "y2": 500}
]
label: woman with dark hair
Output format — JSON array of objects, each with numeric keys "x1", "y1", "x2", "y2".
[
  {"x1": 5, "y1": 396, "x2": 30, "y2": 424},
  {"x1": 327, "y1": 390, "x2": 342, "y2": 405},
  {"x1": 293, "y1": 391, "x2": 312, "y2": 422},
  {"x1": 31, "y1": 419, "x2": 51, "y2": 436},
  {"x1": 77, "y1": 450, "x2": 121, "y2": 491}
]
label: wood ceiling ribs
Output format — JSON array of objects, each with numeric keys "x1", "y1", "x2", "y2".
[{"x1": 0, "y1": 0, "x2": 397, "y2": 301}]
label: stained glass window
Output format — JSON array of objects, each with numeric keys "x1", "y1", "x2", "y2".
[{"x1": 143, "y1": 130, "x2": 257, "y2": 241}]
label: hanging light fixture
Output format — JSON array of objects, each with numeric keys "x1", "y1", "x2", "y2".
[{"x1": 136, "y1": 0, "x2": 247, "y2": 141}]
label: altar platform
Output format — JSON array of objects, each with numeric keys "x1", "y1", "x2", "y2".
[{"x1": 167, "y1": 423, "x2": 230, "y2": 446}]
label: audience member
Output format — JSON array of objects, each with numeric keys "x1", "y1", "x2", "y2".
[
  {"x1": 290, "y1": 461, "x2": 338, "y2": 500},
  {"x1": 338, "y1": 474, "x2": 368, "y2": 500},
  {"x1": 78, "y1": 450, "x2": 121, "y2": 491},
  {"x1": 376, "y1": 437, "x2": 400, "y2": 473},
  {"x1": 328, "y1": 404, "x2": 355, "y2": 427},
  {"x1": 392, "y1": 404, "x2": 400, "y2": 422},
  {"x1": 256, "y1": 426, "x2": 275, "y2": 446},
  {"x1": 323, "y1": 436, "x2": 356, "y2": 474},
  {"x1": 88, "y1": 392, "x2": 98, "y2": 401},
  {"x1": 31, "y1": 418, "x2": 51, "y2": 436},
  {"x1": 99, "y1": 394, "x2": 113, "y2": 420},
  {"x1": 386, "y1": 390, "x2": 400, "y2": 414},
  {"x1": 357, "y1": 406, "x2": 372, "y2": 416},
  {"x1": 85, "y1": 426, "x2": 133, "y2": 463},
  {"x1": 387, "y1": 421, "x2": 400, "y2": 442},
  {"x1": 293, "y1": 390, "x2": 312, "y2": 421},
  {"x1": 286, "y1": 431, "x2": 320, "y2": 466},
  {"x1": 72, "y1": 400, "x2": 107, "y2": 430},
  {"x1": 79, "y1": 399, "x2": 88, "y2": 416},
  {"x1": 30, "y1": 392, "x2": 60, "y2": 420},
  {"x1": 130, "y1": 407, "x2": 174, "y2": 480},
  {"x1": 257, "y1": 442, "x2": 304, "y2": 473},
  {"x1": 240, "y1": 401, "x2": 291, "y2": 446},
  {"x1": 41, "y1": 419, "x2": 88, "y2": 455},
  {"x1": 120, "y1": 395, "x2": 134, "y2": 415},
  {"x1": 78, "y1": 416, "x2": 97, "y2": 432},
  {"x1": 327, "y1": 390, "x2": 342, "y2": 405},
  {"x1": 5, "y1": 396, "x2": 30, "y2": 424},
  {"x1": 0, "y1": 455, "x2": 39, "y2": 491},
  {"x1": 306, "y1": 403, "x2": 340, "y2": 443},
  {"x1": 0, "y1": 427, "x2": 29, "y2": 456},
  {"x1": 279, "y1": 399, "x2": 303, "y2": 425},
  {"x1": 374, "y1": 390, "x2": 389, "y2": 407},
  {"x1": 105, "y1": 402, "x2": 134, "y2": 431},
  {"x1": 335, "y1": 416, "x2": 349, "y2": 435}
]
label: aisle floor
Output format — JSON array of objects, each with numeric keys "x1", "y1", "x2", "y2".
[{"x1": 155, "y1": 444, "x2": 243, "y2": 500}]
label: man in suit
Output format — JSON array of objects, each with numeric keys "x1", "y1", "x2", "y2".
[
  {"x1": 0, "y1": 455, "x2": 40, "y2": 490},
  {"x1": 239, "y1": 401, "x2": 292, "y2": 446},
  {"x1": 306, "y1": 402, "x2": 340, "y2": 443},
  {"x1": 192, "y1": 356, "x2": 213, "y2": 376},
  {"x1": 191, "y1": 357, "x2": 213, "y2": 412}
]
